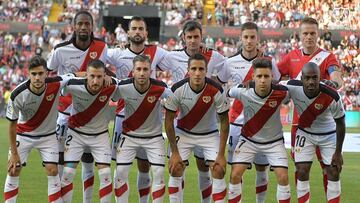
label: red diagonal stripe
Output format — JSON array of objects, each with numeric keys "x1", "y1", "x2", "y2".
[
  {"x1": 99, "y1": 184, "x2": 112, "y2": 198},
  {"x1": 212, "y1": 189, "x2": 226, "y2": 201},
  {"x1": 298, "y1": 192, "x2": 310, "y2": 203},
  {"x1": 201, "y1": 185, "x2": 212, "y2": 199},
  {"x1": 61, "y1": 183, "x2": 73, "y2": 197},
  {"x1": 256, "y1": 184, "x2": 268, "y2": 194},
  {"x1": 328, "y1": 196, "x2": 340, "y2": 203},
  {"x1": 279, "y1": 197, "x2": 291, "y2": 203},
  {"x1": 139, "y1": 187, "x2": 151, "y2": 197},
  {"x1": 48, "y1": 190, "x2": 61, "y2": 202},
  {"x1": 168, "y1": 187, "x2": 179, "y2": 194},
  {"x1": 152, "y1": 186, "x2": 165, "y2": 200},
  {"x1": 229, "y1": 194, "x2": 241, "y2": 203},
  {"x1": 115, "y1": 184, "x2": 128, "y2": 197},
  {"x1": 4, "y1": 188, "x2": 18, "y2": 200},
  {"x1": 83, "y1": 176, "x2": 94, "y2": 191},
  {"x1": 79, "y1": 40, "x2": 106, "y2": 71}
]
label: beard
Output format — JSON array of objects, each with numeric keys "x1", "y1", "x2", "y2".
[
  {"x1": 129, "y1": 35, "x2": 145, "y2": 45},
  {"x1": 78, "y1": 34, "x2": 90, "y2": 42}
]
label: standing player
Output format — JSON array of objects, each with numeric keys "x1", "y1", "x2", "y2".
[
  {"x1": 158, "y1": 20, "x2": 226, "y2": 202},
  {"x1": 106, "y1": 16, "x2": 168, "y2": 202},
  {"x1": 227, "y1": 58, "x2": 291, "y2": 203},
  {"x1": 4, "y1": 56, "x2": 73, "y2": 203},
  {"x1": 283, "y1": 62, "x2": 345, "y2": 203},
  {"x1": 277, "y1": 17, "x2": 343, "y2": 193},
  {"x1": 60, "y1": 60, "x2": 118, "y2": 203},
  {"x1": 217, "y1": 22, "x2": 280, "y2": 203},
  {"x1": 165, "y1": 54, "x2": 229, "y2": 203},
  {"x1": 114, "y1": 55, "x2": 172, "y2": 203},
  {"x1": 47, "y1": 10, "x2": 109, "y2": 202}
]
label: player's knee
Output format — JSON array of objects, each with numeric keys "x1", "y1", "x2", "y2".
[
  {"x1": 81, "y1": 153, "x2": 94, "y2": 163},
  {"x1": 276, "y1": 171, "x2": 289, "y2": 185},
  {"x1": 137, "y1": 159, "x2": 150, "y2": 172},
  {"x1": 255, "y1": 164, "x2": 267, "y2": 171},
  {"x1": 326, "y1": 167, "x2": 340, "y2": 181},
  {"x1": 196, "y1": 158, "x2": 209, "y2": 171},
  {"x1": 296, "y1": 165, "x2": 310, "y2": 181}
]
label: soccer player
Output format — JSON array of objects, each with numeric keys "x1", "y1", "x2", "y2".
[
  {"x1": 283, "y1": 62, "x2": 345, "y2": 203},
  {"x1": 4, "y1": 56, "x2": 74, "y2": 203},
  {"x1": 47, "y1": 10, "x2": 110, "y2": 202},
  {"x1": 60, "y1": 60, "x2": 118, "y2": 203},
  {"x1": 114, "y1": 55, "x2": 171, "y2": 203},
  {"x1": 227, "y1": 57, "x2": 291, "y2": 203},
  {"x1": 158, "y1": 20, "x2": 226, "y2": 202},
  {"x1": 107, "y1": 16, "x2": 168, "y2": 202},
  {"x1": 277, "y1": 17, "x2": 343, "y2": 194},
  {"x1": 217, "y1": 22, "x2": 280, "y2": 203},
  {"x1": 165, "y1": 53, "x2": 229, "y2": 203}
]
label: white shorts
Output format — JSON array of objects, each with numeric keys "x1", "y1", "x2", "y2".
[
  {"x1": 228, "y1": 124, "x2": 269, "y2": 166},
  {"x1": 232, "y1": 136, "x2": 288, "y2": 168},
  {"x1": 8, "y1": 134, "x2": 59, "y2": 166},
  {"x1": 56, "y1": 112, "x2": 69, "y2": 153},
  {"x1": 294, "y1": 129, "x2": 336, "y2": 166},
  {"x1": 168, "y1": 130, "x2": 220, "y2": 166},
  {"x1": 116, "y1": 134, "x2": 166, "y2": 166},
  {"x1": 112, "y1": 115, "x2": 148, "y2": 161},
  {"x1": 64, "y1": 128, "x2": 111, "y2": 165}
]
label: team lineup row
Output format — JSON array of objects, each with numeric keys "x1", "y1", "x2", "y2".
[{"x1": 4, "y1": 11, "x2": 344, "y2": 203}]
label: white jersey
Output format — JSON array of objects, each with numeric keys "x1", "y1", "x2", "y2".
[
  {"x1": 218, "y1": 52, "x2": 281, "y2": 125},
  {"x1": 107, "y1": 45, "x2": 168, "y2": 79},
  {"x1": 63, "y1": 78, "x2": 120, "y2": 135},
  {"x1": 158, "y1": 47, "x2": 225, "y2": 83},
  {"x1": 165, "y1": 77, "x2": 229, "y2": 135},
  {"x1": 228, "y1": 83, "x2": 290, "y2": 143},
  {"x1": 6, "y1": 74, "x2": 74, "y2": 136},
  {"x1": 117, "y1": 78, "x2": 172, "y2": 137},
  {"x1": 284, "y1": 80, "x2": 345, "y2": 134}
]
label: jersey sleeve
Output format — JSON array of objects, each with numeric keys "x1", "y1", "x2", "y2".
[
  {"x1": 330, "y1": 96, "x2": 345, "y2": 119},
  {"x1": 208, "y1": 51, "x2": 226, "y2": 76},
  {"x1": 324, "y1": 53, "x2": 341, "y2": 75},
  {"x1": 214, "y1": 90, "x2": 229, "y2": 114},
  {"x1": 164, "y1": 90, "x2": 179, "y2": 112},
  {"x1": 59, "y1": 74, "x2": 76, "y2": 88},
  {"x1": 217, "y1": 59, "x2": 231, "y2": 84},
  {"x1": 157, "y1": 53, "x2": 175, "y2": 72},
  {"x1": 155, "y1": 47, "x2": 169, "y2": 68},
  {"x1": 227, "y1": 85, "x2": 245, "y2": 100},
  {"x1": 47, "y1": 48, "x2": 60, "y2": 72},
  {"x1": 271, "y1": 57, "x2": 281, "y2": 81},
  {"x1": 161, "y1": 87, "x2": 174, "y2": 99},
  {"x1": 277, "y1": 53, "x2": 290, "y2": 76},
  {"x1": 99, "y1": 44, "x2": 108, "y2": 63},
  {"x1": 106, "y1": 48, "x2": 124, "y2": 68},
  {"x1": 6, "y1": 96, "x2": 19, "y2": 121}
]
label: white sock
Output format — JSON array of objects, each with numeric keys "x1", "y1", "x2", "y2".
[
  {"x1": 198, "y1": 170, "x2": 212, "y2": 203},
  {"x1": 81, "y1": 162, "x2": 94, "y2": 203},
  {"x1": 169, "y1": 176, "x2": 182, "y2": 203},
  {"x1": 151, "y1": 166, "x2": 165, "y2": 203},
  {"x1": 255, "y1": 171, "x2": 268, "y2": 203},
  {"x1": 327, "y1": 180, "x2": 341, "y2": 203},
  {"x1": 297, "y1": 180, "x2": 310, "y2": 203},
  {"x1": 212, "y1": 178, "x2": 226, "y2": 203},
  {"x1": 138, "y1": 171, "x2": 152, "y2": 203},
  {"x1": 48, "y1": 175, "x2": 62, "y2": 203},
  {"x1": 228, "y1": 182, "x2": 242, "y2": 203},
  {"x1": 61, "y1": 167, "x2": 76, "y2": 203},
  {"x1": 277, "y1": 184, "x2": 290, "y2": 203},
  {"x1": 98, "y1": 168, "x2": 112, "y2": 203},
  {"x1": 114, "y1": 165, "x2": 131, "y2": 203},
  {"x1": 4, "y1": 175, "x2": 19, "y2": 203}
]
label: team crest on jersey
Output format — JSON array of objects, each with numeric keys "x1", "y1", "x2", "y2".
[
  {"x1": 89, "y1": 52, "x2": 97, "y2": 59},
  {"x1": 268, "y1": 100, "x2": 277, "y2": 108},
  {"x1": 99, "y1": 95, "x2": 107, "y2": 102},
  {"x1": 147, "y1": 96, "x2": 156, "y2": 103},
  {"x1": 145, "y1": 54, "x2": 151, "y2": 60},
  {"x1": 46, "y1": 94, "x2": 54, "y2": 101},
  {"x1": 202, "y1": 96, "x2": 211, "y2": 103},
  {"x1": 314, "y1": 103, "x2": 323, "y2": 110}
]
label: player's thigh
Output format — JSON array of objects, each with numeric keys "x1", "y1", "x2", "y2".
[
  {"x1": 198, "y1": 134, "x2": 220, "y2": 164},
  {"x1": 231, "y1": 136, "x2": 257, "y2": 166},
  {"x1": 64, "y1": 129, "x2": 85, "y2": 162},
  {"x1": 168, "y1": 133, "x2": 194, "y2": 163},
  {"x1": 227, "y1": 124, "x2": 242, "y2": 163},
  {"x1": 144, "y1": 136, "x2": 166, "y2": 167},
  {"x1": 89, "y1": 132, "x2": 112, "y2": 165},
  {"x1": 36, "y1": 135, "x2": 59, "y2": 164},
  {"x1": 56, "y1": 114, "x2": 69, "y2": 153},
  {"x1": 10, "y1": 135, "x2": 34, "y2": 166},
  {"x1": 317, "y1": 133, "x2": 337, "y2": 166},
  {"x1": 263, "y1": 139, "x2": 289, "y2": 169},
  {"x1": 294, "y1": 132, "x2": 317, "y2": 164},
  {"x1": 116, "y1": 135, "x2": 138, "y2": 165}
]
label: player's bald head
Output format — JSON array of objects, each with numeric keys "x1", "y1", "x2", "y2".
[{"x1": 302, "y1": 62, "x2": 320, "y2": 75}]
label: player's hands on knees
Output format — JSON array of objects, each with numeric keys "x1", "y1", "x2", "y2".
[
  {"x1": 212, "y1": 155, "x2": 226, "y2": 178},
  {"x1": 104, "y1": 75, "x2": 113, "y2": 87},
  {"x1": 8, "y1": 153, "x2": 21, "y2": 174},
  {"x1": 169, "y1": 152, "x2": 184, "y2": 176},
  {"x1": 331, "y1": 152, "x2": 343, "y2": 173}
]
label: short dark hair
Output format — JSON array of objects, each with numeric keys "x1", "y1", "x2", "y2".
[
  {"x1": 300, "y1": 17, "x2": 319, "y2": 28},
  {"x1": 188, "y1": 53, "x2": 208, "y2": 67},
  {"x1": 133, "y1": 54, "x2": 151, "y2": 67},
  {"x1": 183, "y1": 20, "x2": 202, "y2": 35},
  {"x1": 87, "y1": 59, "x2": 105, "y2": 70},
  {"x1": 129, "y1": 16, "x2": 147, "y2": 30},
  {"x1": 241, "y1": 22, "x2": 258, "y2": 32},
  {"x1": 29, "y1": 55, "x2": 47, "y2": 71},
  {"x1": 252, "y1": 57, "x2": 272, "y2": 70},
  {"x1": 74, "y1": 10, "x2": 93, "y2": 25}
]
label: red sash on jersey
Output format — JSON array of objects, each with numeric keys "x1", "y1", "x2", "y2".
[
  {"x1": 68, "y1": 85, "x2": 115, "y2": 128},
  {"x1": 241, "y1": 90, "x2": 287, "y2": 138},
  {"x1": 298, "y1": 92, "x2": 334, "y2": 129},
  {"x1": 122, "y1": 85, "x2": 165, "y2": 133},
  {"x1": 177, "y1": 84, "x2": 218, "y2": 131},
  {"x1": 80, "y1": 40, "x2": 106, "y2": 71},
  {"x1": 17, "y1": 82, "x2": 61, "y2": 133}
]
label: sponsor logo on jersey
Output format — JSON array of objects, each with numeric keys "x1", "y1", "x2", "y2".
[
  {"x1": 90, "y1": 52, "x2": 97, "y2": 59},
  {"x1": 147, "y1": 96, "x2": 156, "y2": 103},
  {"x1": 269, "y1": 100, "x2": 277, "y2": 108},
  {"x1": 46, "y1": 93, "x2": 54, "y2": 101},
  {"x1": 202, "y1": 96, "x2": 211, "y2": 103},
  {"x1": 314, "y1": 103, "x2": 323, "y2": 110},
  {"x1": 99, "y1": 95, "x2": 107, "y2": 102}
]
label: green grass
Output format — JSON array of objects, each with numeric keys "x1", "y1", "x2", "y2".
[{"x1": 0, "y1": 118, "x2": 359, "y2": 202}]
